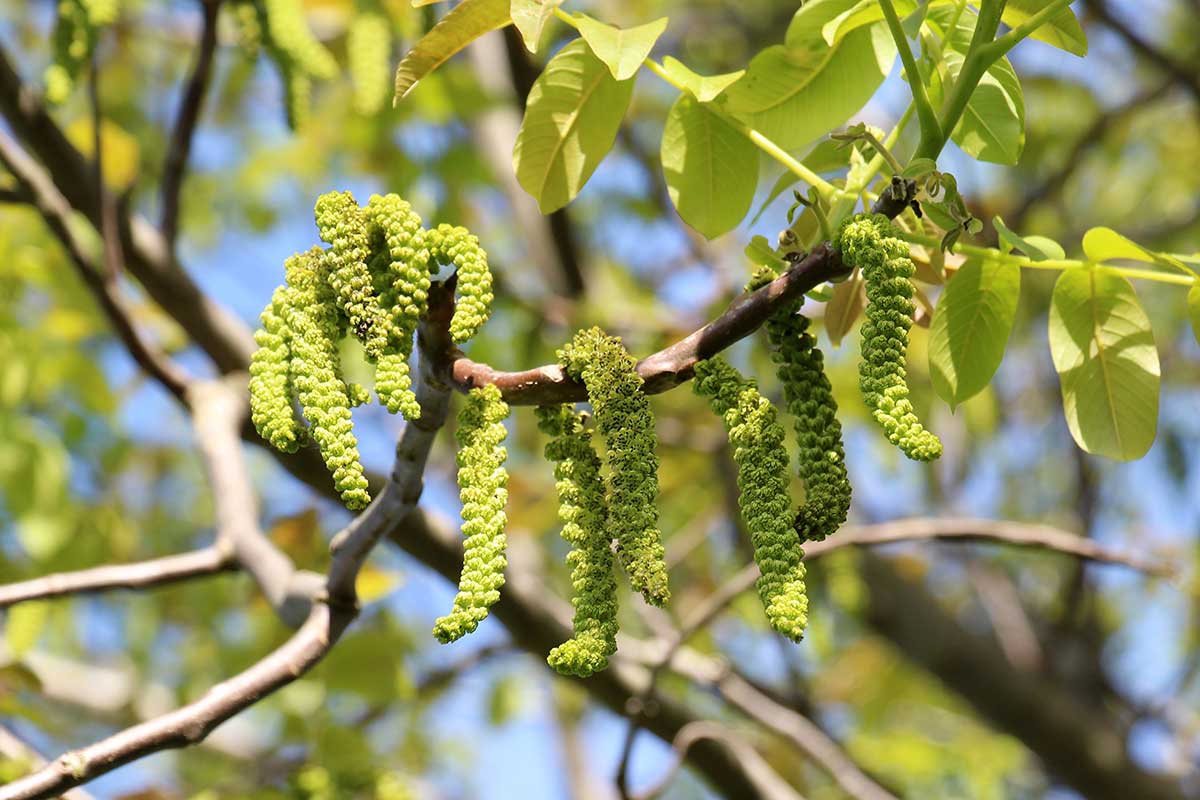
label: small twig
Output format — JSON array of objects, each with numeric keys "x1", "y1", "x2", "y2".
[
  {"x1": 441, "y1": 244, "x2": 849, "y2": 405},
  {"x1": 0, "y1": 603, "x2": 352, "y2": 800},
  {"x1": 806, "y1": 517, "x2": 1175, "y2": 577},
  {"x1": 0, "y1": 547, "x2": 235, "y2": 608},
  {"x1": 189, "y1": 377, "x2": 322, "y2": 626},
  {"x1": 0, "y1": 726, "x2": 95, "y2": 800},
  {"x1": 161, "y1": 0, "x2": 221, "y2": 248},
  {"x1": 630, "y1": 721, "x2": 806, "y2": 800}
]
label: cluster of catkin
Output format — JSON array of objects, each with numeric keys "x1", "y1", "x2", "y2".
[
  {"x1": 45, "y1": 0, "x2": 119, "y2": 104},
  {"x1": 228, "y1": 0, "x2": 394, "y2": 128},
  {"x1": 247, "y1": 199, "x2": 936, "y2": 677},
  {"x1": 248, "y1": 190, "x2": 493, "y2": 509}
]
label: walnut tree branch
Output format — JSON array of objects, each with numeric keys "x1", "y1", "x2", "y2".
[
  {"x1": 0, "y1": 547, "x2": 235, "y2": 608},
  {"x1": 160, "y1": 0, "x2": 221, "y2": 248},
  {"x1": 440, "y1": 243, "x2": 847, "y2": 404}
]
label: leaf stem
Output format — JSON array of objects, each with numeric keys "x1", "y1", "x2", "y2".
[
  {"x1": 897, "y1": 231, "x2": 1196, "y2": 286},
  {"x1": 879, "y1": 0, "x2": 941, "y2": 150}
]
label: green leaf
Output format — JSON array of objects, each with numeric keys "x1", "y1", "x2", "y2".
[
  {"x1": 822, "y1": 0, "x2": 922, "y2": 45},
  {"x1": 928, "y1": 255, "x2": 1020, "y2": 408},
  {"x1": 510, "y1": 0, "x2": 562, "y2": 53},
  {"x1": 4, "y1": 601, "x2": 49, "y2": 658},
  {"x1": 1049, "y1": 268, "x2": 1160, "y2": 461},
  {"x1": 394, "y1": 0, "x2": 512, "y2": 101},
  {"x1": 745, "y1": 235, "x2": 785, "y2": 270},
  {"x1": 513, "y1": 39, "x2": 635, "y2": 213},
  {"x1": 723, "y1": 0, "x2": 896, "y2": 151},
  {"x1": 943, "y1": 49, "x2": 1024, "y2": 164},
  {"x1": 1189, "y1": 283, "x2": 1200, "y2": 345},
  {"x1": 1082, "y1": 226, "x2": 1155, "y2": 263},
  {"x1": 1002, "y1": 0, "x2": 1088, "y2": 57},
  {"x1": 824, "y1": 269, "x2": 866, "y2": 346},
  {"x1": 660, "y1": 56, "x2": 744, "y2": 102},
  {"x1": 901, "y1": 157, "x2": 937, "y2": 180},
  {"x1": 993, "y1": 216, "x2": 1063, "y2": 261},
  {"x1": 661, "y1": 94, "x2": 758, "y2": 239},
  {"x1": 574, "y1": 15, "x2": 668, "y2": 81}
]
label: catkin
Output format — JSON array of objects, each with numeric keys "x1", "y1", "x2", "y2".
[
  {"x1": 365, "y1": 193, "x2": 429, "y2": 419},
  {"x1": 249, "y1": 286, "x2": 303, "y2": 453},
  {"x1": 261, "y1": 0, "x2": 338, "y2": 80},
  {"x1": 433, "y1": 385, "x2": 510, "y2": 643},
  {"x1": 837, "y1": 214, "x2": 942, "y2": 462},
  {"x1": 282, "y1": 247, "x2": 371, "y2": 510},
  {"x1": 559, "y1": 328, "x2": 668, "y2": 606},
  {"x1": 315, "y1": 191, "x2": 391, "y2": 361},
  {"x1": 693, "y1": 358, "x2": 808, "y2": 641},
  {"x1": 537, "y1": 404, "x2": 618, "y2": 677},
  {"x1": 348, "y1": 12, "x2": 392, "y2": 115},
  {"x1": 45, "y1": 0, "x2": 95, "y2": 104},
  {"x1": 426, "y1": 224, "x2": 493, "y2": 345}
]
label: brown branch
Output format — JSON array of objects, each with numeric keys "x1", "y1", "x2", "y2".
[
  {"x1": 0, "y1": 726, "x2": 95, "y2": 800},
  {"x1": 1007, "y1": 79, "x2": 1173, "y2": 230},
  {"x1": 807, "y1": 516, "x2": 1174, "y2": 577},
  {"x1": 860, "y1": 553, "x2": 1188, "y2": 800},
  {"x1": 0, "y1": 130, "x2": 191, "y2": 400},
  {"x1": 0, "y1": 602, "x2": 353, "y2": 800},
  {"x1": 442, "y1": 244, "x2": 847, "y2": 404},
  {"x1": 160, "y1": 0, "x2": 220, "y2": 248},
  {"x1": 1083, "y1": 0, "x2": 1200, "y2": 107},
  {"x1": 630, "y1": 721, "x2": 806, "y2": 800},
  {"x1": 0, "y1": 547, "x2": 234, "y2": 608},
  {"x1": 189, "y1": 377, "x2": 323, "y2": 626}
]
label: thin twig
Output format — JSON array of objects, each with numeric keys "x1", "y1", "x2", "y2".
[
  {"x1": 0, "y1": 547, "x2": 235, "y2": 608},
  {"x1": 630, "y1": 721, "x2": 806, "y2": 800},
  {"x1": 161, "y1": 0, "x2": 221, "y2": 248},
  {"x1": 441, "y1": 244, "x2": 848, "y2": 405},
  {"x1": 189, "y1": 377, "x2": 323, "y2": 626},
  {"x1": 0, "y1": 603, "x2": 353, "y2": 800}
]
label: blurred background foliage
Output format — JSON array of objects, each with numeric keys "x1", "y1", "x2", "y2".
[{"x1": 0, "y1": 0, "x2": 1198, "y2": 798}]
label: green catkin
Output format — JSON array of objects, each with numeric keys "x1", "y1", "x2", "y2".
[
  {"x1": 261, "y1": 0, "x2": 338, "y2": 80},
  {"x1": 314, "y1": 191, "x2": 391, "y2": 361},
  {"x1": 282, "y1": 248, "x2": 372, "y2": 510},
  {"x1": 249, "y1": 286, "x2": 303, "y2": 453},
  {"x1": 426, "y1": 224, "x2": 494, "y2": 345},
  {"x1": 836, "y1": 214, "x2": 942, "y2": 462},
  {"x1": 693, "y1": 358, "x2": 808, "y2": 641},
  {"x1": 558, "y1": 328, "x2": 669, "y2": 606},
  {"x1": 229, "y1": 0, "x2": 263, "y2": 58},
  {"x1": 348, "y1": 12, "x2": 392, "y2": 115},
  {"x1": 45, "y1": 0, "x2": 95, "y2": 105},
  {"x1": 434, "y1": 385, "x2": 510, "y2": 643},
  {"x1": 281, "y1": 65, "x2": 312, "y2": 131},
  {"x1": 746, "y1": 269, "x2": 850, "y2": 541},
  {"x1": 365, "y1": 194, "x2": 429, "y2": 419},
  {"x1": 537, "y1": 404, "x2": 618, "y2": 677}
]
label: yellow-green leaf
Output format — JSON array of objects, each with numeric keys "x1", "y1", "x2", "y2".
[
  {"x1": 1002, "y1": 0, "x2": 1087, "y2": 57},
  {"x1": 1082, "y1": 226, "x2": 1155, "y2": 263},
  {"x1": 393, "y1": 0, "x2": 511, "y2": 101},
  {"x1": 510, "y1": 0, "x2": 562, "y2": 53},
  {"x1": 723, "y1": 0, "x2": 896, "y2": 151},
  {"x1": 659, "y1": 56, "x2": 743, "y2": 102},
  {"x1": 660, "y1": 94, "x2": 758, "y2": 239},
  {"x1": 928, "y1": 255, "x2": 1020, "y2": 408},
  {"x1": 574, "y1": 15, "x2": 667, "y2": 81},
  {"x1": 513, "y1": 38, "x2": 635, "y2": 213},
  {"x1": 4, "y1": 601, "x2": 49, "y2": 658},
  {"x1": 1049, "y1": 268, "x2": 1159, "y2": 461}
]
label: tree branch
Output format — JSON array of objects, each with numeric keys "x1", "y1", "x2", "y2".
[
  {"x1": 0, "y1": 547, "x2": 234, "y2": 608},
  {"x1": 189, "y1": 377, "x2": 323, "y2": 626},
  {"x1": 440, "y1": 244, "x2": 848, "y2": 404},
  {"x1": 160, "y1": 0, "x2": 221, "y2": 248},
  {"x1": 0, "y1": 603, "x2": 353, "y2": 800},
  {"x1": 1083, "y1": 0, "x2": 1200, "y2": 107}
]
